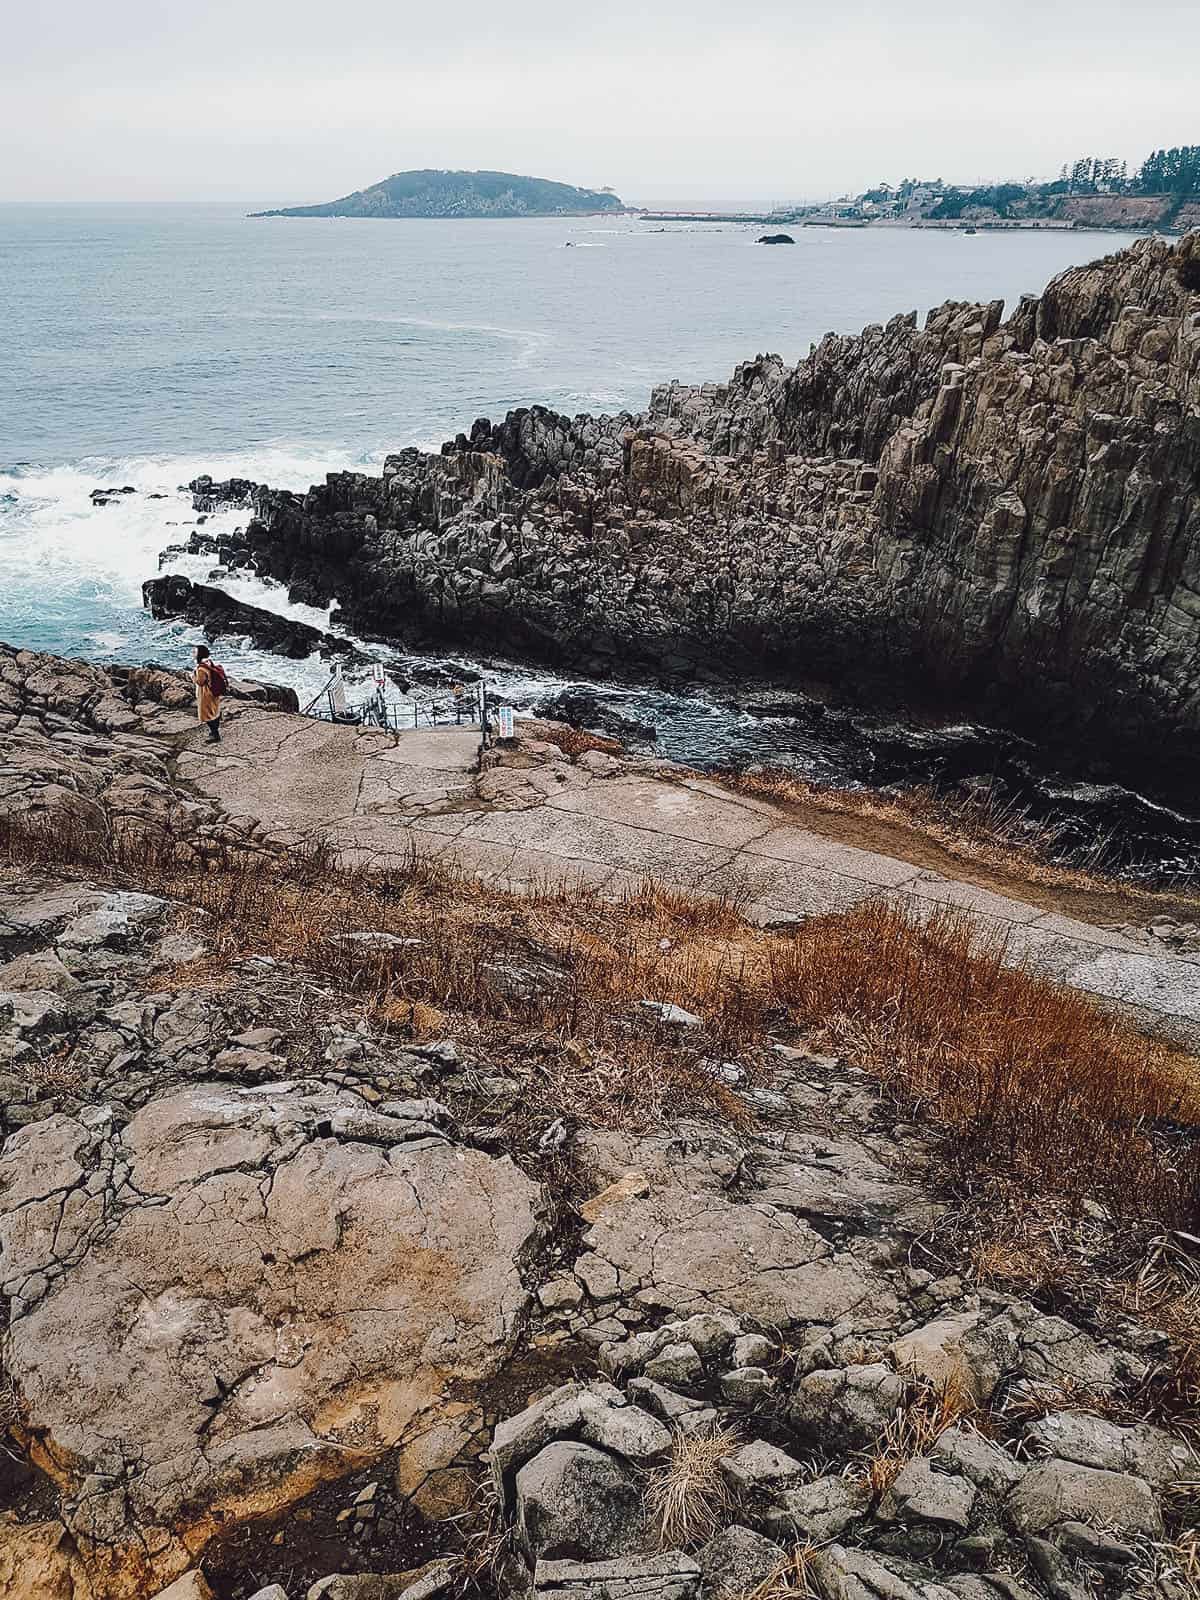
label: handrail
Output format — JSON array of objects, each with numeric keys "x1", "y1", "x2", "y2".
[
  {"x1": 301, "y1": 670, "x2": 339, "y2": 717},
  {"x1": 302, "y1": 675, "x2": 490, "y2": 734}
]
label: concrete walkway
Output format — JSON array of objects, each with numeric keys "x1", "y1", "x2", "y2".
[{"x1": 175, "y1": 707, "x2": 1200, "y2": 1049}]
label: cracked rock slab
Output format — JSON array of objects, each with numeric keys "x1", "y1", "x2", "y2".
[
  {"x1": 534, "y1": 1554, "x2": 701, "y2": 1600},
  {"x1": 0, "y1": 1080, "x2": 542, "y2": 1596},
  {"x1": 575, "y1": 1129, "x2": 898, "y2": 1329}
]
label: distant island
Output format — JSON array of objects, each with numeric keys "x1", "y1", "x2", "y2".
[{"x1": 252, "y1": 168, "x2": 624, "y2": 220}]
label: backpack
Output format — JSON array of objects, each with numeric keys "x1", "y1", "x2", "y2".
[{"x1": 207, "y1": 662, "x2": 229, "y2": 697}]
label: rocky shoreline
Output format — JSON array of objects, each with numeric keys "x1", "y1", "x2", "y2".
[{"x1": 158, "y1": 232, "x2": 1200, "y2": 798}]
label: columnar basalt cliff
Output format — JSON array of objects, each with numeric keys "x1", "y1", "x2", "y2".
[{"x1": 188, "y1": 233, "x2": 1200, "y2": 789}]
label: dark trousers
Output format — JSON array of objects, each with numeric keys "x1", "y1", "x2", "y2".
[{"x1": 205, "y1": 714, "x2": 221, "y2": 742}]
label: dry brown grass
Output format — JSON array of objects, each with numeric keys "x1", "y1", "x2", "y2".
[
  {"x1": 769, "y1": 900, "x2": 1200, "y2": 1227},
  {"x1": 861, "y1": 1372, "x2": 978, "y2": 1498},
  {"x1": 531, "y1": 724, "x2": 624, "y2": 759},
  {"x1": 1120, "y1": 1235, "x2": 1200, "y2": 1424},
  {"x1": 1133, "y1": 1530, "x2": 1200, "y2": 1600},
  {"x1": 3, "y1": 809, "x2": 1199, "y2": 1227},
  {"x1": 27, "y1": 1046, "x2": 87, "y2": 1093},
  {"x1": 743, "y1": 1543, "x2": 823, "y2": 1600},
  {"x1": 645, "y1": 1426, "x2": 740, "y2": 1549}
]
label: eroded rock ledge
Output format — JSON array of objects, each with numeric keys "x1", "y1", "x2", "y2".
[
  {"x1": 182, "y1": 233, "x2": 1200, "y2": 791},
  {"x1": 0, "y1": 651, "x2": 1196, "y2": 1600}
]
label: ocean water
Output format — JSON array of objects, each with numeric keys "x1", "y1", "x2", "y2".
[{"x1": 5, "y1": 203, "x2": 1195, "y2": 877}]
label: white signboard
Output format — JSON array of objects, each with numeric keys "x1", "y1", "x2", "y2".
[{"x1": 498, "y1": 705, "x2": 515, "y2": 740}]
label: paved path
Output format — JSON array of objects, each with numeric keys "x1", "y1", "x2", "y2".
[{"x1": 175, "y1": 707, "x2": 1200, "y2": 1049}]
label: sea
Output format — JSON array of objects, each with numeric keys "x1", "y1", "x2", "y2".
[{"x1": 2, "y1": 202, "x2": 1196, "y2": 880}]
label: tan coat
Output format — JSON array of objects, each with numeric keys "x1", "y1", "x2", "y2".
[{"x1": 194, "y1": 663, "x2": 221, "y2": 724}]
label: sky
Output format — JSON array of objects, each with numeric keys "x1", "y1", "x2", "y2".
[{"x1": 2, "y1": 0, "x2": 1196, "y2": 207}]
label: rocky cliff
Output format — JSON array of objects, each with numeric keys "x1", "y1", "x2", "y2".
[{"x1": 184, "y1": 233, "x2": 1200, "y2": 792}]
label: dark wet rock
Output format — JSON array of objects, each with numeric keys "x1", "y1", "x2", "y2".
[
  {"x1": 141, "y1": 574, "x2": 364, "y2": 664},
  {"x1": 188, "y1": 475, "x2": 260, "y2": 513},
  {"x1": 757, "y1": 233, "x2": 795, "y2": 244},
  {"x1": 533, "y1": 690, "x2": 657, "y2": 746}
]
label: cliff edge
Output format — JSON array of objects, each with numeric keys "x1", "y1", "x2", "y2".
[{"x1": 208, "y1": 232, "x2": 1200, "y2": 793}]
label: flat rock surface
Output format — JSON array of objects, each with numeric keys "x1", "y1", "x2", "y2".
[
  {"x1": 0, "y1": 1079, "x2": 541, "y2": 1593},
  {"x1": 572, "y1": 1126, "x2": 899, "y2": 1329},
  {"x1": 174, "y1": 714, "x2": 1200, "y2": 1047}
]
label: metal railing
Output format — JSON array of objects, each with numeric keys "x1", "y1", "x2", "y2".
[{"x1": 303, "y1": 671, "x2": 489, "y2": 735}]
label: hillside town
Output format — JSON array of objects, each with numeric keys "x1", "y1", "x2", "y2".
[{"x1": 776, "y1": 147, "x2": 1200, "y2": 230}]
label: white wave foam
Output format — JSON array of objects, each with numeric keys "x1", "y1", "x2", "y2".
[{"x1": 0, "y1": 444, "x2": 369, "y2": 609}]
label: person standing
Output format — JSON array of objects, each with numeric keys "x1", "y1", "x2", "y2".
[{"x1": 193, "y1": 644, "x2": 225, "y2": 744}]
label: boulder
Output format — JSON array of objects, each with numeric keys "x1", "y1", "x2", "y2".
[
  {"x1": 150, "y1": 1577, "x2": 213, "y2": 1600},
  {"x1": 1024, "y1": 1411, "x2": 1196, "y2": 1487},
  {"x1": 720, "y1": 1366, "x2": 773, "y2": 1404},
  {"x1": 515, "y1": 1441, "x2": 649, "y2": 1562},
  {"x1": 643, "y1": 1343, "x2": 703, "y2": 1386},
  {"x1": 489, "y1": 1382, "x2": 669, "y2": 1514},
  {"x1": 696, "y1": 1527, "x2": 784, "y2": 1597},
  {"x1": 765, "y1": 1475, "x2": 868, "y2": 1542},
  {"x1": 880, "y1": 1459, "x2": 976, "y2": 1530},
  {"x1": 932, "y1": 1425, "x2": 1024, "y2": 1491},
  {"x1": 889, "y1": 1314, "x2": 984, "y2": 1397},
  {"x1": 732, "y1": 1334, "x2": 775, "y2": 1367},
  {"x1": 789, "y1": 1362, "x2": 905, "y2": 1447},
  {"x1": 720, "y1": 1440, "x2": 807, "y2": 1494},
  {"x1": 1007, "y1": 1459, "x2": 1163, "y2": 1538}
]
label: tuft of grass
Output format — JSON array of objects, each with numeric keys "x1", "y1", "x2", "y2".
[
  {"x1": 860, "y1": 1373, "x2": 978, "y2": 1498},
  {"x1": 743, "y1": 1543, "x2": 823, "y2": 1600},
  {"x1": 1132, "y1": 1529, "x2": 1200, "y2": 1600},
  {"x1": 645, "y1": 1427, "x2": 740, "y2": 1549}
]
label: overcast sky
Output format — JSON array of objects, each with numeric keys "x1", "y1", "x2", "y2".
[{"x1": 2, "y1": 0, "x2": 1196, "y2": 207}]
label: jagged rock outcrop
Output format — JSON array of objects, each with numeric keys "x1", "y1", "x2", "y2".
[
  {"x1": 0, "y1": 644, "x2": 298, "y2": 856},
  {"x1": 195, "y1": 233, "x2": 1200, "y2": 791}
]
